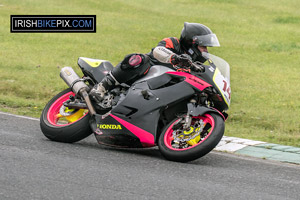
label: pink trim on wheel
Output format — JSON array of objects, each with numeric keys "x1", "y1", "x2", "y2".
[
  {"x1": 164, "y1": 114, "x2": 215, "y2": 151},
  {"x1": 110, "y1": 114, "x2": 155, "y2": 147},
  {"x1": 210, "y1": 107, "x2": 226, "y2": 121},
  {"x1": 47, "y1": 91, "x2": 88, "y2": 127}
]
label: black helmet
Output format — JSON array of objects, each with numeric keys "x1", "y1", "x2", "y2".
[{"x1": 180, "y1": 22, "x2": 220, "y2": 63}]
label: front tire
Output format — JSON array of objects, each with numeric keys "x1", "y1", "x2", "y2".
[
  {"x1": 40, "y1": 88, "x2": 92, "y2": 143},
  {"x1": 158, "y1": 113, "x2": 224, "y2": 162}
]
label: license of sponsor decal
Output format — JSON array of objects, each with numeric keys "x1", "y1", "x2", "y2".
[
  {"x1": 98, "y1": 124, "x2": 122, "y2": 130},
  {"x1": 11, "y1": 15, "x2": 96, "y2": 33}
]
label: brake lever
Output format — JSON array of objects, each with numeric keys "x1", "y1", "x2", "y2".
[
  {"x1": 191, "y1": 62, "x2": 205, "y2": 72},
  {"x1": 176, "y1": 61, "x2": 204, "y2": 73}
]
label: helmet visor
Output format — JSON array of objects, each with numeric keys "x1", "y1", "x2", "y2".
[{"x1": 193, "y1": 34, "x2": 220, "y2": 47}]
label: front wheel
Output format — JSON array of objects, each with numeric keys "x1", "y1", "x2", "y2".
[
  {"x1": 40, "y1": 88, "x2": 92, "y2": 143},
  {"x1": 158, "y1": 113, "x2": 224, "y2": 162}
]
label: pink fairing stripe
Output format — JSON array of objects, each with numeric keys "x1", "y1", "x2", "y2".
[
  {"x1": 110, "y1": 114, "x2": 155, "y2": 147},
  {"x1": 210, "y1": 107, "x2": 226, "y2": 121},
  {"x1": 166, "y1": 72, "x2": 211, "y2": 91}
]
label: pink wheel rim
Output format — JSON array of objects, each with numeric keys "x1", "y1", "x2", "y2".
[
  {"x1": 164, "y1": 114, "x2": 215, "y2": 151},
  {"x1": 47, "y1": 91, "x2": 88, "y2": 127}
]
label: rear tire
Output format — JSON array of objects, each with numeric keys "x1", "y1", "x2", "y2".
[
  {"x1": 40, "y1": 88, "x2": 92, "y2": 143},
  {"x1": 158, "y1": 113, "x2": 224, "y2": 162}
]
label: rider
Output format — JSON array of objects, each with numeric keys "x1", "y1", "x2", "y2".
[{"x1": 90, "y1": 22, "x2": 220, "y2": 102}]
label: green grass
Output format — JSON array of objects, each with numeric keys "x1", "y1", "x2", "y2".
[{"x1": 0, "y1": 0, "x2": 299, "y2": 147}]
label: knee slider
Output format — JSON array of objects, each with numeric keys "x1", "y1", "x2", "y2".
[
  {"x1": 111, "y1": 54, "x2": 150, "y2": 84},
  {"x1": 121, "y1": 53, "x2": 145, "y2": 70},
  {"x1": 128, "y1": 54, "x2": 142, "y2": 67}
]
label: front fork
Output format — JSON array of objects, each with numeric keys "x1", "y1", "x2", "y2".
[
  {"x1": 173, "y1": 100, "x2": 226, "y2": 131},
  {"x1": 172, "y1": 102, "x2": 195, "y2": 131},
  {"x1": 182, "y1": 100, "x2": 197, "y2": 130},
  {"x1": 183, "y1": 115, "x2": 192, "y2": 130}
]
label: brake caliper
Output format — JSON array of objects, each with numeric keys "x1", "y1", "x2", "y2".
[
  {"x1": 56, "y1": 105, "x2": 85, "y2": 123},
  {"x1": 173, "y1": 119, "x2": 206, "y2": 147}
]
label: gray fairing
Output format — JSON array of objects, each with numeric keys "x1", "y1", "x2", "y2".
[
  {"x1": 134, "y1": 65, "x2": 175, "y2": 84},
  {"x1": 110, "y1": 65, "x2": 195, "y2": 140}
]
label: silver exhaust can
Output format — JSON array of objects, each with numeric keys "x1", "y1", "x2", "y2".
[{"x1": 60, "y1": 67, "x2": 89, "y2": 94}]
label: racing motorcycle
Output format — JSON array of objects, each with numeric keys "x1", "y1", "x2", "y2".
[{"x1": 40, "y1": 52, "x2": 231, "y2": 162}]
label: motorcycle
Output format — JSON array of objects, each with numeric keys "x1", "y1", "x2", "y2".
[{"x1": 40, "y1": 52, "x2": 231, "y2": 162}]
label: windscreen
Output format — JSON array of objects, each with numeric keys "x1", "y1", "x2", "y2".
[{"x1": 202, "y1": 52, "x2": 231, "y2": 106}]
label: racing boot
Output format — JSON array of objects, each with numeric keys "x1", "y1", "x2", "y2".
[
  {"x1": 89, "y1": 54, "x2": 144, "y2": 102},
  {"x1": 89, "y1": 73, "x2": 118, "y2": 103}
]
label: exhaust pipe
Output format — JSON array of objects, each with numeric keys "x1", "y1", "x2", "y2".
[
  {"x1": 60, "y1": 67, "x2": 89, "y2": 94},
  {"x1": 60, "y1": 67, "x2": 96, "y2": 115}
]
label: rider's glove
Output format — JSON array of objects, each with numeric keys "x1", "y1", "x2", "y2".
[
  {"x1": 190, "y1": 61, "x2": 205, "y2": 72},
  {"x1": 170, "y1": 54, "x2": 192, "y2": 68}
]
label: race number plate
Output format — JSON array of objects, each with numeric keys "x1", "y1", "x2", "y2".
[{"x1": 213, "y1": 68, "x2": 231, "y2": 106}]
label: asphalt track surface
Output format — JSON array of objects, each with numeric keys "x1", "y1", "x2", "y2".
[{"x1": 1, "y1": 112, "x2": 300, "y2": 200}]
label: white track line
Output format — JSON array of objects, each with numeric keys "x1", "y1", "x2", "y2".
[{"x1": 0, "y1": 111, "x2": 40, "y2": 121}]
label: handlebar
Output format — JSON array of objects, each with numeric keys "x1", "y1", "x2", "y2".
[
  {"x1": 190, "y1": 62, "x2": 205, "y2": 72},
  {"x1": 175, "y1": 60, "x2": 205, "y2": 73}
]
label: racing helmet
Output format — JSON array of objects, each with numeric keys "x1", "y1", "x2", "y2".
[{"x1": 180, "y1": 22, "x2": 220, "y2": 63}]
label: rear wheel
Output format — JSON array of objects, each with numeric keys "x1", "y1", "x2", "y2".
[
  {"x1": 40, "y1": 88, "x2": 92, "y2": 143},
  {"x1": 158, "y1": 113, "x2": 224, "y2": 162}
]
